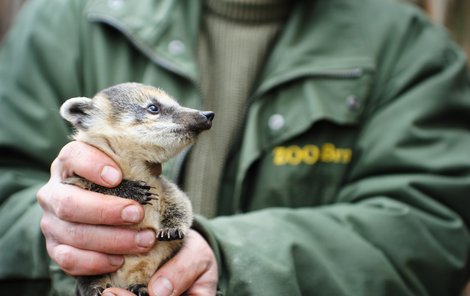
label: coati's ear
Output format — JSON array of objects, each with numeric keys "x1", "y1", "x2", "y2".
[{"x1": 60, "y1": 97, "x2": 95, "y2": 129}]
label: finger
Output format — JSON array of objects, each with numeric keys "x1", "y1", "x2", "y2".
[
  {"x1": 38, "y1": 182, "x2": 144, "y2": 225},
  {"x1": 56, "y1": 141, "x2": 122, "y2": 187},
  {"x1": 148, "y1": 231, "x2": 218, "y2": 296},
  {"x1": 102, "y1": 288, "x2": 136, "y2": 296},
  {"x1": 48, "y1": 243, "x2": 124, "y2": 276},
  {"x1": 185, "y1": 266, "x2": 220, "y2": 296},
  {"x1": 41, "y1": 214, "x2": 156, "y2": 255}
]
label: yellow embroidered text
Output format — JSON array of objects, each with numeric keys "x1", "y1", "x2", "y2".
[{"x1": 273, "y1": 143, "x2": 352, "y2": 166}]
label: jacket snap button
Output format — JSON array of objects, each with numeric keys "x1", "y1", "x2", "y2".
[
  {"x1": 268, "y1": 114, "x2": 285, "y2": 131},
  {"x1": 108, "y1": 0, "x2": 124, "y2": 9},
  {"x1": 168, "y1": 40, "x2": 185, "y2": 55},
  {"x1": 346, "y1": 95, "x2": 361, "y2": 110}
]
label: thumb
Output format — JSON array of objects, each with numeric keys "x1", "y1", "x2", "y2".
[{"x1": 148, "y1": 231, "x2": 218, "y2": 296}]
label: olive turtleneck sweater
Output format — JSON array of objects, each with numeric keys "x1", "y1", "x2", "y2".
[{"x1": 185, "y1": 0, "x2": 293, "y2": 217}]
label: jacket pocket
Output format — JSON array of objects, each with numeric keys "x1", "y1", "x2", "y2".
[
  {"x1": 239, "y1": 65, "x2": 374, "y2": 210},
  {"x1": 259, "y1": 66, "x2": 372, "y2": 149}
]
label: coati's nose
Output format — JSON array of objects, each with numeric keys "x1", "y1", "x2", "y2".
[
  {"x1": 201, "y1": 111, "x2": 215, "y2": 122},
  {"x1": 190, "y1": 111, "x2": 215, "y2": 133}
]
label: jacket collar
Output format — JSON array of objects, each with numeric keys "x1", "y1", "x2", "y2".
[
  {"x1": 256, "y1": 0, "x2": 374, "y2": 97},
  {"x1": 85, "y1": 0, "x2": 373, "y2": 92},
  {"x1": 85, "y1": 0, "x2": 202, "y2": 82}
]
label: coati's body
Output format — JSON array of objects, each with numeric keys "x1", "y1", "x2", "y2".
[{"x1": 60, "y1": 83, "x2": 214, "y2": 296}]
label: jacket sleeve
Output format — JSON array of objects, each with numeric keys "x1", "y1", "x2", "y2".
[
  {"x1": 194, "y1": 7, "x2": 470, "y2": 296},
  {"x1": 0, "y1": 0, "x2": 82, "y2": 294}
]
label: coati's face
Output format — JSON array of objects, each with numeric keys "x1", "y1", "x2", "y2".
[{"x1": 60, "y1": 83, "x2": 214, "y2": 163}]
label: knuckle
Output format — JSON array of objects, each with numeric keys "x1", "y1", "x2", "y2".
[
  {"x1": 39, "y1": 215, "x2": 53, "y2": 241},
  {"x1": 53, "y1": 245, "x2": 76, "y2": 272},
  {"x1": 50, "y1": 158, "x2": 62, "y2": 175},
  {"x1": 58, "y1": 141, "x2": 78, "y2": 159},
  {"x1": 54, "y1": 194, "x2": 75, "y2": 220},
  {"x1": 56, "y1": 141, "x2": 82, "y2": 177},
  {"x1": 53, "y1": 244, "x2": 114, "y2": 276},
  {"x1": 57, "y1": 144, "x2": 74, "y2": 180},
  {"x1": 56, "y1": 145, "x2": 71, "y2": 165},
  {"x1": 40, "y1": 214, "x2": 63, "y2": 245},
  {"x1": 36, "y1": 185, "x2": 48, "y2": 208},
  {"x1": 39, "y1": 215, "x2": 51, "y2": 236}
]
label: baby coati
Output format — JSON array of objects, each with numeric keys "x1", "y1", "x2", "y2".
[{"x1": 59, "y1": 82, "x2": 214, "y2": 296}]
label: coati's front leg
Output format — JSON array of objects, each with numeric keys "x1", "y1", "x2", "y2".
[
  {"x1": 157, "y1": 182, "x2": 193, "y2": 241},
  {"x1": 63, "y1": 176, "x2": 158, "y2": 205}
]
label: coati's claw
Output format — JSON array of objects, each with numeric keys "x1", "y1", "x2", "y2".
[
  {"x1": 141, "y1": 192, "x2": 159, "y2": 205},
  {"x1": 118, "y1": 180, "x2": 159, "y2": 205},
  {"x1": 157, "y1": 228, "x2": 185, "y2": 241},
  {"x1": 93, "y1": 286, "x2": 104, "y2": 296},
  {"x1": 128, "y1": 284, "x2": 149, "y2": 296},
  {"x1": 83, "y1": 179, "x2": 159, "y2": 205}
]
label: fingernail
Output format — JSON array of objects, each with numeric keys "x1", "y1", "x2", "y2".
[
  {"x1": 108, "y1": 255, "x2": 124, "y2": 267},
  {"x1": 135, "y1": 230, "x2": 155, "y2": 248},
  {"x1": 152, "y1": 276, "x2": 173, "y2": 296},
  {"x1": 121, "y1": 205, "x2": 142, "y2": 223},
  {"x1": 102, "y1": 292, "x2": 116, "y2": 296},
  {"x1": 101, "y1": 165, "x2": 121, "y2": 186}
]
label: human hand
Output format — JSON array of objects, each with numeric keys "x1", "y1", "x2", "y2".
[
  {"x1": 102, "y1": 230, "x2": 218, "y2": 296},
  {"x1": 37, "y1": 141, "x2": 156, "y2": 275}
]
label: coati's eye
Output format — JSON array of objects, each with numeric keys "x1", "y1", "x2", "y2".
[{"x1": 146, "y1": 104, "x2": 160, "y2": 114}]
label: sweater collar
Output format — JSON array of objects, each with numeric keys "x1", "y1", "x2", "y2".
[{"x1": 204, "y1": 0, "x2": 293, "y2": 23}]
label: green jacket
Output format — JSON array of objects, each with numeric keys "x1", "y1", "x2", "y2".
[{"x1": 1, "y1": 0, "x2": 470, "y2": 295}]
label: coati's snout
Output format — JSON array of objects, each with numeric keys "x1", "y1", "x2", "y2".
[
  {"x1": 186, "y1": 110, "x2": 215, "y2": 133},
  {"x1": 193, "y1": 111, "x2": 215, "y2": 132},
  {"x1": 201, "y1": 111, "x2": 215, "y2": 122}
]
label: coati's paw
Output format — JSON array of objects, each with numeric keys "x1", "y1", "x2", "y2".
[
  {"x1": 128, "y1": 284, "x2": 149, "y2": 296},
  {"x1": 157, "y1": 228, "x2": 185, "y2": 241},
  {"x1": 76, "y1": 276, "x2": 111, "y2": 296},
  {"x1": 96, "y1": 288, "x2": 104, "y2": 296},
  {"x1": 88, "y1": 286, "x2": 104, "y2": 296},
  {"x1": 89, "y1": 284, "x2": 112, "y2": 296},
  {"x1": 119, "y1": 180, "x2": 159, "y2": 205}
]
